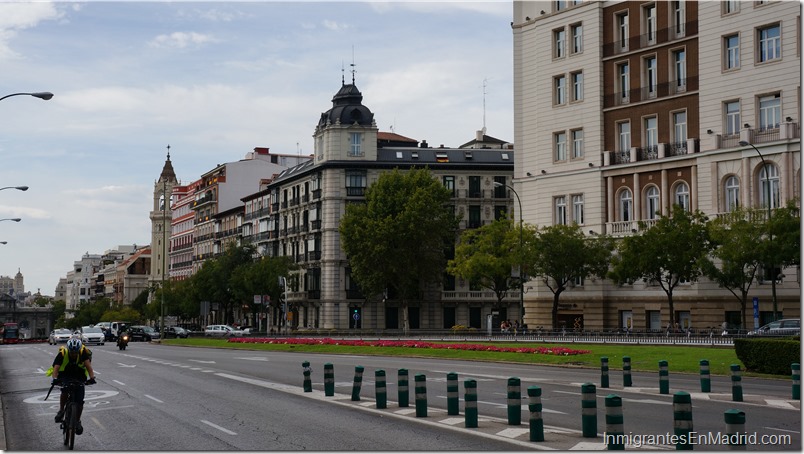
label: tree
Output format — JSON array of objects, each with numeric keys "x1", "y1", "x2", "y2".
[
  {"x1": 525, "y1": 223, "x2": 614, "y2": 330},
  {"x1": 702, "y1": 207, "x2": 765, "y2": 330},
  {"x1": 448, "y1": 218, "x2": 524, "y2": 309},
  {"x1": 230, "y1": 255, "x2": 295, "y2": 329},
  {"x1": 610, "y1": 206, "x2": 711, "y2": 329},
  {"x1": 191, "y1": 243, "x2": 257, "y2": 324},
  {"x1": 339, "y1": 168, "x2": 459, "y2": 333}
]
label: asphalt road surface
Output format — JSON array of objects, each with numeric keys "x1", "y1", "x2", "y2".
[{"x1": 1, "y1": 342, "x2": 800, "y2": 451}]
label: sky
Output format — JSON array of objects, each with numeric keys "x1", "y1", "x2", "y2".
[{"x1": 0, "y1": 0, "x2": 514, "y2": 296}]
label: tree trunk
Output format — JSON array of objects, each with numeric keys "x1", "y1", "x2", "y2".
[
  {"x1": 402, "y1": 300, "x2": 409, "y2": 335},
  {"x1": 551, "y1": 291, "x2": 561, "y2": 331}
]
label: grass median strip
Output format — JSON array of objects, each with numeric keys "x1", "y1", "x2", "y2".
[{"x1": 161, "y1": 337, "x2": 763, "y2": 377}]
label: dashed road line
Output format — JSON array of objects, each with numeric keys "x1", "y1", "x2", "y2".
[{"x1": 201, "y1": 419, "x2": 237, "y2": 435}]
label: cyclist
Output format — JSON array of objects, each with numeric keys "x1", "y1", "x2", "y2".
[{"x1": 51, "y1": 337, "x2": 96, "y2": 435}]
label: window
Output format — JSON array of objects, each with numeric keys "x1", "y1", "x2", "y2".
[
  {"x1": 673, "y1": 111, "x2": 687, "y2": 144},
  {"x1": 555, "y1": 196, "x2": 567, "y2": 225},
  {"x1": 571, "y1": 129, "x2": 584, "y2": 158},
  {"x1": 644, "y1": 56, "x2": 657, "y2": 97},
  {"x1": 493, "y1": 176, "x2": 507, "y2": 198},
  {"x1": 618, "y1": 62, "x2": 630, "y2": 101},
  {"x1": 725, "y1": 176, "x2": 740, "y2": 212},
  {"x1": 554, "y1": 75, "x2": 566, "y2": 105},
  {"x1": 554, "y1": 28, "x2": 566, "y2": 58},
  {"x1": 724, "y1": 0, "x2": 739, "y2": 14},
  {"x1": 675, "y1": 182, "x2": 690, "y2": 211},
  {"x1": 618, "y1": 121, "x2": 631, "y2": 152},
  {"x1": 646, "y1": 186, "x2": 660, "y2": 220},
  {"x1": 672, "y1": 1, "x2": 686, "y2": 37},
  {"x1": 673, "y1": 49, "x2": 686, "y2": 91},
  {"x1": 758, "y1": 24, "x2": 781, "y2": 62},
  {"x1": 555, "y1": 0, "x2": 567, "y2": 11},
  {"x1": 572, "y1": 194, "x2": 584, "y2": 224},
  {"x1": 468, "y1": 176, "x2": 482, "y2": 198},
  {"x1": 349, "y1": 132, "x2": 362, "y2": 157},
  {"x1": 725, "y1": 101, "x2": 741, "y2": 135},
  {"x1": 644, "y1": 4, "x2": 657, "y2": 44},
  {"x1": 555, "y1": 132, "x2": 567, "y2": 161},
  {"x1": 619, "y1": 189, "x2": 633, "y2": 222},
  {"x1": 494, "y1": 205, "x2": 508, "y2": 221},
  {"x1": 571, "y1": 71, "x2": 583, "y2": 101},
  {"x1": 725, "y1": 34, "x2": 740, "y2": 69},
  {"x1": 345, "y1": 171, "x2": 366, "y2": 196},
  {"x1": 468, "y1": 205, "x2": 481, "y2": 228},
  {"x1": 759, "y1": 164, "x2": 781, "y2": 209},
  {"x1": 443, "y1": 176, "x2": 455, "y2": 196},
  {"x1": 645, "y1": 116, "x2": 658, "y2": 148},
  {"x1": 571, "y1": 23, "x2": 583, "y2": 54},
  {"x1": 759, "y1": 94, "x2": 781, "y2": 130},
  {"x1": 617, "y1": 12, "x2": 629, "y2": 50}
]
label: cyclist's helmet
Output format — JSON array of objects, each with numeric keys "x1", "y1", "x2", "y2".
[{"x1": 66, "y1": 337, "x2": 82, "y2": 353}]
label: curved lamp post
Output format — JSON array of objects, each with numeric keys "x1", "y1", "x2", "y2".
[
  {"x1": 493, "y1": 181, "x2": 525, "y2": 325},
  {"x1": 0, "y1": 92, "x2": 53, "y2": 102},
  {"x1": 0, "y1": 242, "x2": 8, "y2": 245},
  {"x1": 0, "y1": 186, "x2": 28, "y2": 192},
  {"x1": 739, "y1": 140, "x2": 778, "y2": 322},
  {"x1": 0, "y1": 218, "x2": 21, "y2": 223}
]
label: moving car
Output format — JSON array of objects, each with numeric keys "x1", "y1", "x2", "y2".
[
  {"x1": 80, "y1": 326, "x2": 105, "y2": 345},
  {"x1": 49, "y1": 328, "x2": 73, "y2": 345},
  {"x1": 204, "y1": 324, "x2": 243, "y2": 337},
  {"x1": 128, "y1": 325, "x2": 161, "y2": 342},
  {"x1": 164, "y1": 326, "x2": 189, "y2": 339},
  {"x1": 747, "y1": 319, "x2": 801, "y2": 336}
]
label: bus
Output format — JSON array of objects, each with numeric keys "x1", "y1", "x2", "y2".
[{"x1": 0, "y1": 322, "x2": 19, "y2": 344}]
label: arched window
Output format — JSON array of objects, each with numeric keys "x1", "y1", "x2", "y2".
[
  {"x1": 674, "y1": 182, "x2": 690, "y2": 211},
  {"x1": 619, "y1": 188, "x2": 633, "y2": 222},
  {"x1": 645, "y1": 186, "x2": 660, "y2": 219},
  {"x1": 759, "y1": 164, "x2": 780, "y2": 209},
  {"x1": 724, "y1": 176, "x2": 740, "y2": 212}
]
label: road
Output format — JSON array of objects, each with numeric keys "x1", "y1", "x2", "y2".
[{"x1": 0, "y1": 342, "x2": 800, "y2": 450}]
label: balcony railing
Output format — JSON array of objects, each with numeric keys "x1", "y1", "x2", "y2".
[{"x1": 603, "y1": 21, "x2": 698, "y2": 58}]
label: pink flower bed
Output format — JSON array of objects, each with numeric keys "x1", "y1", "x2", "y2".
[{"x1": 227, "y1": 337, "x2": 590, "y2": 356}]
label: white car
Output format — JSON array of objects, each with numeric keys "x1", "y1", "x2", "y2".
[
  {"x1": 204, "y1": 324, "x2": 243, "y2": 337},
  {"x1": 49, "y1": 328, "x2": 73, "y2": 345},
  {"x1": 80, "y1": 326, "x2": 105, "y2": 345}
]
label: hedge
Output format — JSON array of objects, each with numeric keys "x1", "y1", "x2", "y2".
[{"x1": 734, "y1": 337, "x2": 801, "y2": 375}]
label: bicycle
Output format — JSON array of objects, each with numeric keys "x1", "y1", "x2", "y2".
[{"x1": 48, "y1": 377, "x2": 95, "y2": 450}]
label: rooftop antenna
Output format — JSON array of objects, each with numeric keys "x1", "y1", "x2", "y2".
[
  {"x1": 296, "y1": 142, "x2": 300, "y2": 155},
  {"x1": 350, "y1": 45, "x2": 356, "y2": 84},
  {"x1": 341, "y1": 61, "x2": 345, "y2": 86},
  {"x1": 482, "y1": 78, "x2": 488, "y2": 133}
]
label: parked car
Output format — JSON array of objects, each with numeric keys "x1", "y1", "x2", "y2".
[
  {"x1": 747, "y1": 319, "x2": 801, "y2": 336},
  {"x1": 49, "y1": 328, "x2": 73, "y2": 345},
  {"x1": 128, "y1": 325, "x2": 161, "y2": 342},
  {"x1": 204, "y1": 324, "x2": 243, "y2": 337},
  {"x1": 80, "y1": 326, "x2": 105, "y2": 345},
  {"x1": 164, "y1": 326, "x2": 189, "y2": 339}
]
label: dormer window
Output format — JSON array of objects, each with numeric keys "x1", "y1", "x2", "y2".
[
  {"x1": 349, "y1": 132, "x2": 363, "y2": 157},
  {"x1": 396, "y1": 151, "x2": 403, "y2": 159},
  {"x1": 411, "y1": 151, "x2": 419, "y2": 159},
  {"x1": 464, "y1": 151, "x2": 473, "y2": 160},
  {"x1": 436, "y1": 152, "x2": 449, "y2": 162}
]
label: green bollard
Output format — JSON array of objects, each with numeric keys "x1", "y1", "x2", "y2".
[
  {"x1": 601, "y1": 357, "x2": 610, "y2": 388},
  {"x1": 604, "y1": 394, "x2": 624, "y2": 450},
  {"x1": 447, "y1": 372, "x2": 459, "y2": 415},
  {"x1": 659, "y1": 360, "x2": 669, "y2": 394},
  {"x1": 700, "y1": 359, "x2": 711, "y2": 393},
  {"x1": 464, "y1": 379, "x2": 478, "y2": 428},
  {"x1": 581, "y1": 382, "x2": 597, "y2": 438},
  {"x1": 351, "y1": 365, "x2": 364, "y2": 401},
  {"x1": 415, "y1": 374, "x2": 427, "y2": 417},
  {"x1": 302, "y1": 361, "x2": 312, "y2": 392},
  {"x1": 623, "y1": 356, "x2": 632, "y2": 387},
  {"x1": 673, "y1": 391, "x2": 693, "y2": 450},
  {"x1": 398, "y1": 368, "x2": 409, "y2": 407},
  {"x1": 375, "y1": 369, "x2": 387, "y2": 409},
  {"x1": 507, "y1": 377, "x2": 522, "y2": 425},
  {"x1": 724, "y1": 409, "x2": 746, "y2": 450},
  {"x1": 528, "y1": 386, "x2": 544, "y2": 442},
  {"x1": 324, "y1": 363, "x2": 335, "y2": 397},
  {"x1": 730, "y1": 364, "x2": 743, "y2": 402},
  {"x1": 792, "y1": 363, "x2": 800, "y2": 400}
]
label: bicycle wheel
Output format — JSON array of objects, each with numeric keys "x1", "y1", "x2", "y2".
[
  {"x1": 67, "y1": 407, "x2": 75, "y2": 450},
  {"x1": 62, "y1": 404, "x2": 71, "y2": 446}
]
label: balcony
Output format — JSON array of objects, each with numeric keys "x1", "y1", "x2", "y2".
[
  {"x1": 603, "y1": 21, "x2": 698, "y2": 58},
  {"x1": 605, "y1": 219, "x2": 658, "y2": 237},
  {"x1": 311, "y1": 220, "x2": 322, "y2": 230},
  {"x1": 606, "y1": 77, "x2": 698, "y2": 108},
  {"x1": 346, "y1": 187, "x2": 366, "y2": 197},
  {"x1": 702, "y1": 122, "x2": 799, "y2": 152},
  {"x1": 605, "y1": 140, "x2": 699, "y2": 166}
]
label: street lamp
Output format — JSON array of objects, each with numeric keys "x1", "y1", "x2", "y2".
[
  {"x1": 0, "y1": 218, "x2": 21, "y2": 223},
  {"x1": 739, "y1": 140, "x2": 778, "y2": 321},
  {"x1": 0, "y1": 186, "x2": 28, "y2": 192},
  {"x1": 493, "y1": 181, "x2": 525, "y2": 325},
  {"x1": 0, "y1": 92, "x2": 53, "y2": 102},
  {"x1": 0, "y1": 242, "x2": 8, "y2": 245}
]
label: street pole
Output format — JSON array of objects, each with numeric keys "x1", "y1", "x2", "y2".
[
  {"x1": 161, "y1": 179, "x2": 167, "y2": 340},
  {"x1": 494, "y1": 182, "x2": 525, "y2": 325},
  {"x1": 739, "y1": 141, "x2": 777, "y2": 321}
]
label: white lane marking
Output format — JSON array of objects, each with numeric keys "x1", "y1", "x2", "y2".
[
  {"x1": 90, "y1": 415, "x2": 105, "y2": 430},
  {"x1": 117, "y1": 363, "x2": 136, "y2": 368},
  {"x1": 764, "y1": 426, "x2": 801, "y2": 434},
  {"x1": 188, "y1": 360, "x2": 216, "y2": 364},
  {"x1": 144, "y1": 394, "x2": 164, "y2": 403},
  {"x1": 113, "y1": 380, "x2": 126, "y2": 386},
  {"x1": 201, "y1": 419, "x2": 237, "y2": 435},
  {"x1": 236, "y1": 357, "x2": 271, "y2": 361},
  {"x1": 766, "y1": 399, "x2": 797, "y2": 410},
  {"x1": 474, "y1": 398, "x2": 566, "y2": 414},
  {"x1": 497, "y1": 428, "x2": 530, "y2": 439}
]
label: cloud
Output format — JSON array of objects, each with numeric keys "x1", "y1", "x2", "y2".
[
  {"x1": 148, "y1": 31, "x2": 218, "y2": 49},
  {"x1": 0, "y1": 3, "x2": 63, "y2": 59},
  {"x1": 322, "y1": 19, "x2": 349, "y2": 31}
]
